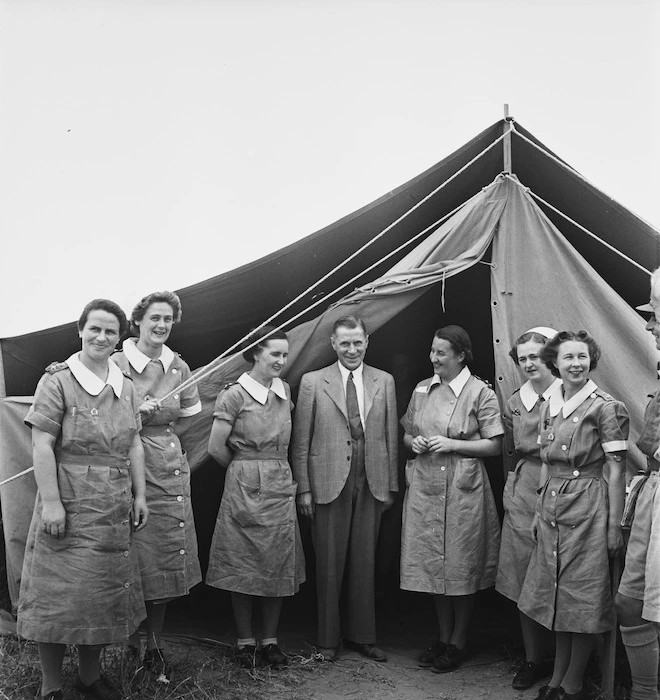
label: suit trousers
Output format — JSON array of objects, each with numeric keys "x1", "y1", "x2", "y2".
[{"x1": 312, "y1": 435, "x2": 384, "y2": 647}]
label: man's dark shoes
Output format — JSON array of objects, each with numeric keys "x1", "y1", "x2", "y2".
[
  {"x1": 343, "y1": 639, "x2": 387, "y2": 662},
  {"x1": 74, "y1": 676, "x2": 121, "y2": 700},
  {"x1": 417, "y1": 639, "x2": 447, "y2": 668},
  {"x1": 235, "y1": 644, "x2": 258, "y2": 669},
  {"x1": 431, "y1": 644, "x2": 468, "y2": 673},
  {"x1": 535, "y1": 686, "x2": 563, "y2": 700}
]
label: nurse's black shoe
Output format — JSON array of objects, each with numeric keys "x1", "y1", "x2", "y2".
[
  {"x1": 261, "y1": 643, "x2": 289, "y2": 670},
  {"x1": 74, "y1": 675, "x2": 121, "y2": 700},
  {"x1": 143, "y1": 648, "x2": 170, "y2": 679},
  {"x1": 431, "y1": 644, "x2": 468, "y2": 673},
  {"x1": 535, "y1": 685, "x2": 563, "y2": 700},
  {"x1": 559, "y1": 687, "x2": 587, "y2": 700},
  {"x1": 35, "y1": 691, "x2": 63, "y2": 700},
  {"x1": 235, "y1": 644, "x2": 258, "y2": 669},
  {"x1": 417, "y1": 639, "x2": 447, "y2": 668}
]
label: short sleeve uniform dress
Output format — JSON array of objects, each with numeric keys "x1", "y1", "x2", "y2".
[
  {"x1": 496, "y1": 379, "x2": 562, "y2": 602},
  {"x1": 400, "y1": 367, "x2": 504, "y2": 595},
  {"x1": 206, "y1": 373, "x2": 306, "y2": 597},
  {"x1": 113, "y1": 339, "x2": 202, "y2": 602},
  {"x1": 17, "y1": 354, "x2": 146, "y2": 645},
  {"x1": 518, "y1": 379, "x2": 629, "y2": 633}
]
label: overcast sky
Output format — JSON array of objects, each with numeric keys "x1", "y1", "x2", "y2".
[{"x1": 1, "y1": 0, "x2": 658, "y2": 337}]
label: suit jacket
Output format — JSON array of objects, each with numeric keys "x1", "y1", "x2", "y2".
[{"x1": 291, "y1": 362, "x2": 398, "y2": 504}]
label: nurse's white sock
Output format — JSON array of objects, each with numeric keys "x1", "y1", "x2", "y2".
[
  {"x1": 260, "y1": 637, "x2": 278, "y2": 647},
  {"x1": 237, "y1": 637, "x2": 256, "y2": 649},
  {"x1": 620, "y1": 623, "x2": 659, "y2": 700}
]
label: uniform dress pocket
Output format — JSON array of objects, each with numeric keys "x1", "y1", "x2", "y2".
[
  {"x1": 543, "y1": 481, "x2": 592, "y2": 528},
  {"x1": 231, "y1": 462, "x2": 264, "y2": 528},
  {"x1": 502, "y1": 470, "x2": 516, "y2": 512},
  {"x1": 453, "y1": 457, "x2": 483, "y2": 492},
  {"x1": 405, "y1": 459, "x2": 415, "y2": 488}
]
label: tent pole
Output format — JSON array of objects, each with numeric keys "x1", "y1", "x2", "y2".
[
  {"x1": 0, "y1": 340, "x2": 5, "y2": 398},
  {"x1": 503, "y1": 103, "x2": 513, "y2": 173}
]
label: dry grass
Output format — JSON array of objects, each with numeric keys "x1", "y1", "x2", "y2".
[{"x1": 0, "y1": 634, "x2": 327, "y2": 700}]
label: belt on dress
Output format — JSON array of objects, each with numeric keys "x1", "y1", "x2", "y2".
[
  {"x1": 232, "y1": 449, "x2": 287, "y2": 461},
  {"x1": 55, "y1": 451, "x2": 133, "y2": 469},
  {"x1": 140, "y1": 424, "x2": 175, "y2": 437},
  {"x1": 545, "y1": 459, "x2": 603, "y2": 480}
]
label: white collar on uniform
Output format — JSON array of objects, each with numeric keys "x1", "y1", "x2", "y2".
[
  {"x1": 548, "y1": 378, "x2": 597, "y2": 418},
  {"x1": 519, "y1": 378, "x2": 562, "y2": 412},
  {"x1": 426, "y1": 365, "x2": 471, "y2": 397},
  {"x1": 122, "y1": 338, "x2": 175, "y2": 373},
  {"x1": 66, "y1": 353, "x2": 124, "y2": 398},
  {"x1": 237, "y1": 372, "x2": 287, "y2": 405}
]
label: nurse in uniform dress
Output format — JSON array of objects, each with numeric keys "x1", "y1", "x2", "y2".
[
  {"x1": 518, "y1": 331, "x2": 628, "y2": 700},
  {"x1": 18, "y1": 299, "x2": 148, "y2": 700},
  {"x1": 207, "y1": 327, "x2": 305, "y2": 670},
  {"x1": 113, "y1": 291, "x2": 202, "y2": 677},
  {"x1": 496, "y1": 327, "x2": 560, "y2": 690},
  {"x1": 400, "y1": 325, "x2": 503, "y2": 673}
]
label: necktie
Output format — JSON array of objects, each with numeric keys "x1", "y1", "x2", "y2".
[{"x1": 346, "y1": 372, "x2": 364, "y2": 439}]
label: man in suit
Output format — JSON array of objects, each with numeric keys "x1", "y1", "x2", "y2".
[{"x1": 291, "y1": 315, "x2": 398, "y2": 662}]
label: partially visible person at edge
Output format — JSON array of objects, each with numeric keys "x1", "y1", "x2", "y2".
[
  {"x1": 518, "y1": 330, "x2": 628, "y2": 700},
  {"x1": 112, "y1": 290, "x2": 202, "y2": 679},
  {"x1": 400, "y1": 325, "x2": 503, "y2": 673},
  {"x1": 496, "y1": 327, "x2": 561, "y2": 690},
  {"x1": 17, "y1": 299, "x2": 148, "y2": 700},
  {"x1": 291, "y1": 316, "x2": 398, "y2": 663},
  {"x1": 616, "y1": 268, "x2": 660, "y2": 700},
  {"x1": 206, "y1": 326, "x2": 305, "y2": 670}
]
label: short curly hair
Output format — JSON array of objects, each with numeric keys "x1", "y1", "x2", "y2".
[
  {"x1": 77, "y1": 299, "x2": 128, "y2": 337},
  {"x1": 508, "y1": 331, "x2": 554, "y2": 365},
  {"x1": 130, "y1": 291, "x2": 182, "y2": 333},
  {"x1": 241, "y1": 326, "x2": 288, "y2": 364},
  {"x1": 540, "y1": 330, "x2": 601, "y2": 377}
]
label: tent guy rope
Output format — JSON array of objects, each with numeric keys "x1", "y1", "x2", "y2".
[
  {"x1": 0, "y1": 184, "x2": 492, "y2": 489},
  {"x1": 152, "y1": 133, "x2": 508, "y2": 405},
  {"x1": 504, "y1": 174, "x2": 651, "y2": 276}
]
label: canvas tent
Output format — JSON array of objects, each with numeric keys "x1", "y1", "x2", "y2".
[{"x1": 1, "y1": 117, "x2": 660, "y2": 609}]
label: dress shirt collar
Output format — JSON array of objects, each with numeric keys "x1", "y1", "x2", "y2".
[
  {"x1": 122, "y1": 338, "x2": 175, "y2": 373},
  {"x1": 237, "y1": 372, "x2": 287, "y2": 405},
  {"x1": 548, "y1": 378, "x2": 597, "y2": 418},
  {"x1": 66, "y1": 353, "x2": 124, "y2": 398},
  {"x1": 337, "y1": 360, "x2": 364, "y2": 385},
  {"x1": 519, "y1": 378, "x2": 562, "y2": 412}
]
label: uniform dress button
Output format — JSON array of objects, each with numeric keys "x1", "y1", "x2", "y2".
[
  {"x1": 551, "y1": 491, "x2": 556, "y2": 496},
  {"x1": 446, "y1": 411, "x2": 451, "y2": 416},
  {"x1": 551, "y1": 521, "x2": 556, "y2": 527},
  {"x1": 561, "y1": 445, "x2": 567, "y2": 451},
  {"x1": 123, "y1": 551, "x2": 129, "y2": 557},
  {"x1": 177, "y1": 496, "x2": 183, "y2": 502},
  {"x1": 179, "y1": 522, "x2": 185, "y2": 528},
  {"x1": 591, "y1": 393, "x2": 596, "y2": 399},
  {"x1": 174, "y1": 469, "x2": 180, "y2": 475},
  {"x1": 126, "y1": 460, "x2": 131, "y2": 466},
  {"x1": 573, "y1": 417, "x2": 579, "y2": 423},
  {"x1": 288, "y1": 496, "x2": 293, "y2": 501},
  {"x1": 174, "y1": 394, "x2": 179, "y2": 400},
  {"x1": 172, "y1": 368, "x2": 178, "y2": 374},
  {"x1": 166, "y1": 428, "x2": 172, "y2": 434},
  {"x1": 91, "y1": 408, "x2": 99, "y2": 416},
  {"x1": 179, "y1": 549, "x2": 185, "y2": 555},
  {"x1": 440, "y1": 466, "x2": 446, "y2": 471},
  {"x1": 170, "y1": 442, "x2": 176, "y2": 448},
  {"x1": 125, "y1": 396, "x2": 130, "y2": 401},
  {"x1": 553, "y1": 550, "x2": 557, "y2": 557},
  {"x1": 124, "y1": 582, "x2": 130, "y2": 589},
  {"x1": 573, "y1": 470, "x2": 580, "y2": 476}
]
